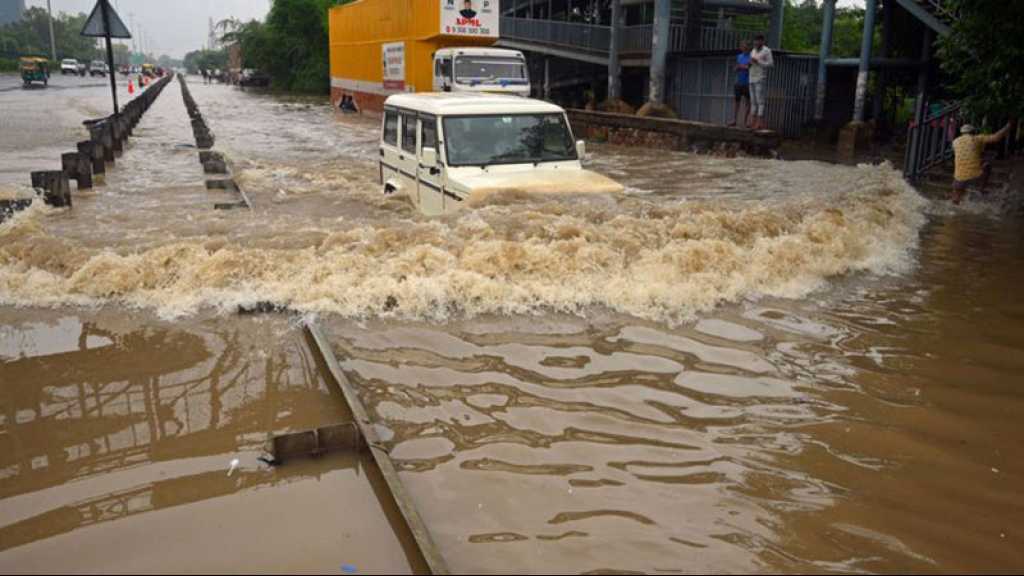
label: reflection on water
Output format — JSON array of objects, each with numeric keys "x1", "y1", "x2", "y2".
[
  {"x1": 0, "y1": 310, "x2": 422, "y2": 573},
  {"x1": 319, "y1": 214, "x2": 1024, "y2": 573}
]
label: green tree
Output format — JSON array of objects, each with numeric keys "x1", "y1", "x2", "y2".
[
  {"x1": 938, "y1": 0, "x2": 1024, "y2": 123},
  {"x1": 214, "y1": 0, "x2": 356, "y2": 93},
  {"x1": 779, "y1": 0, "x2": 873, "y2": 58},
  {"x1": 0, "y1": 7, "x2": 101, "y2": 61},
  {"x1": 184, "y1": 48, "x2": 228, "y2": 74}
]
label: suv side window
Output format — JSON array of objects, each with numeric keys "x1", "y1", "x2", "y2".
[
  {"x1": 383, "y1": 110, "x2": 398, "y2": 146},
  {"x1": 401, "y1": 113, "x2": 417, "y2": 153},
  {"x1": 420, "y1": 116, "x2": 438, "y2": 154}
]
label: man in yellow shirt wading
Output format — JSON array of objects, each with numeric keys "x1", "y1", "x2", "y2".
[{"x1": 952, "y1": 122, "x2": 1011, "y2": 205}]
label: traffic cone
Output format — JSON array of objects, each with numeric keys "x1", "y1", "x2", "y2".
[{"x1": 128, "y1": 79, "x2": 135, "y2": 95}]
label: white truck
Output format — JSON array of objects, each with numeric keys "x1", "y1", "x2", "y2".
[
  {"x1": 432, "y1": 47, "x2": 530, "y2": 97},
  {"x1": 379, "y1": 93, "x2": 622, "y2": 216}
]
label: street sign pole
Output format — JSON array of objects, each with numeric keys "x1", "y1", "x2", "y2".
[
  {"x1": 82, "y1": 0, "x2": 131, "y2": 117},
  {"x1": 101, "y1": 0, "x2": 119, "y2": 115}
]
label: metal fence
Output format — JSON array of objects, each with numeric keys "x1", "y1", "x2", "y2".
[
  {"x1": 667, "y1": 53, "x2": 818, "y2": 137},
  {"x1": 904, "y1": 103, "x2": 960, "y2": 180}
]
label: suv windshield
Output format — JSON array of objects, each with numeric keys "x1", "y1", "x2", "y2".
[
  {"x1": 443, "y1": 114, "x2": 577, "y2": 167},
  {"x1": 454, "y1": 56, "x2": 528, "y2": 85}
]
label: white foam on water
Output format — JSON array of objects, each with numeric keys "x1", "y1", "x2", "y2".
[{"x1": 0, "y1": 160, "x2": 928, "y2": 323}]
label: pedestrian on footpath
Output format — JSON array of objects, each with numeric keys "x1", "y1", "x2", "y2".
[
  {"x1": 748, "y1": 34, "x2": 774, "y2": 131},
  {"x1": 952, "y1": 121, "x2": 1012, "y2": 204},
  {"x1": 729, "y1": 41, "x2": 752, "y2": 128}
]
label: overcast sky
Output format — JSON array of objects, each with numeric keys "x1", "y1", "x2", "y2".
[{"x1": 28, "y1": 0, "x2": 271, "y2": 58}]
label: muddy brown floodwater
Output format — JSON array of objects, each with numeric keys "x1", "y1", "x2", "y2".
[{"x1": 1, "y1": 76, "x2": 1023, "y2": 573}]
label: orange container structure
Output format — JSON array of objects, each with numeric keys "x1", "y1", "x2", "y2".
[{"x1": 329, "y1": 0, "x2": 499, "y2": 112}]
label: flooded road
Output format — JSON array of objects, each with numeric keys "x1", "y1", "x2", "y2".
[{"x1": 1, "y1": 76, "x2": 1023, "y2": 573}]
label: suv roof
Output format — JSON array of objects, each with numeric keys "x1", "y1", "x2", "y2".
[{"x1": 384, "y1": 93, "x2": 563, "y2": 116}]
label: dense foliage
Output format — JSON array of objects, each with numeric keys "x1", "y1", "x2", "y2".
[
  {"x1": 219, "y1": 0, "x2": 353, "y2": 94},
  {"x1": 780, "y1": 0, "x2": 874, "y2": 57},
  {"x1": 938, "y1": 0, "x2": 1024, "y2": 123},
  {"x1": 0, "y1": 7, "x2": 100, "y2": 61},
  {"x1": 183, "y1": 48, "x2": 228, "y2": 75}
]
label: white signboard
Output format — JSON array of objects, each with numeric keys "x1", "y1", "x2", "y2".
[
  {"x1": 440, "y1": 0, "x2": 498, "y2": 38},
  {"x1": 382, "y1": 42, "x2": 405, "y2": 90}
]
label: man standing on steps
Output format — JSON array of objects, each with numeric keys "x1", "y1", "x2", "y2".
[
  {"x1": 952, "y1": 122, "x2": 1011, "y2": 205},
  {"x1": 748, "y1": 34, "x2": 773, "y2": 131}
]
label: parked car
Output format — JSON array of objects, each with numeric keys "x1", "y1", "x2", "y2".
[
  {"x1": 89, "y1": 60, "x2": 108, "y2": 77},
  {"x1": 60, "y1": 58, "x2": 79, "y2": 75},
  {"x1": 239, "y1": 69, "x2": 271, "y2": 88}
]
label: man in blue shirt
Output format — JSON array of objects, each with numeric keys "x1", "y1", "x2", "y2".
[{"x1": 730, "y1": 41, "x2": 751, "y2": 128}]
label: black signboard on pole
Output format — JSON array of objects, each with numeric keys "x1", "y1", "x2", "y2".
[{"x1": 81, "y1": 0, "x2": 131, "y2": 116}]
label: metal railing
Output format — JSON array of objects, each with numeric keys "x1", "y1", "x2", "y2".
[
  {"x1": 620, "y1": 24, "x2": 686, "y2": 54},
  {"x1": 500, "y1": 17, "x2": 761, "y2": 56},
  {"x1": 700, "y1": 27, "x2": 759, "y2": 51},
  {"x1": 904, "y1": 102, "x2": 960, "y2": 180},
  {"x1": 500, "y1": 17, "x2": 611, "y2": 54}
]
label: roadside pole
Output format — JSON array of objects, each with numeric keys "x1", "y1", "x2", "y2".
[
  {"x1": 101, "y1": 0, "x2": 118, "y2": 115},
  {"x1": 81, "y1": 0, "x2": 132, "y2": 117}
]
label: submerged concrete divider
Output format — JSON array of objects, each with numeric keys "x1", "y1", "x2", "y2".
[
  {"x1": 178, "y1": 75, "x2": 251, "y2": 211},
  {"x1": 3, "y1": 74, "x2": 175, "y2": 224},
  {"x1": 304, "y1": 321, "x2": 449, "y2": 575}
]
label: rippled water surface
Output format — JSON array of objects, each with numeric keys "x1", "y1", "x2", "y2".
[{"x1": 1, "y1": 74, "x2": 1022, "y2": 573}]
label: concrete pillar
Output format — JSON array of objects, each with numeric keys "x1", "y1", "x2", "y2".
[
  {"x1": 648, "y1": 0, "x2": 671, "y2": 104},
  {"x1": 768, "y1": 0, "x2": 786, "y2": 49},
  {"x1": 78, "y1": 141, "x2": 104, "y2": 177},
  {"x1": 607, "y1": 0, "x2": 622, "y2": 101},
  {"x1": 543, "y1": 57, "x2": 551, "y2": 100},
  {"x1": 873, "y1": 0, "x2": 893, "y2": 128},
  {"x1": 62, "y1": 152, "x2": 92, "y2": 189},
  {"x1": 853, "y1": 0, "x2": 878, "y2": 122},
  {"x1": 815, "y1": 0, "x2": 835, "y2": 122},
  {"x1": 30, "y1": 171, "x2": 72, "y2": 208}
]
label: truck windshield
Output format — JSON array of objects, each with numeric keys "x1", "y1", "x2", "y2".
[
  {"x1": 443, "y1": 114, "x2": 577, "y2": 167},
  {"x1": 454, "y1": 56, "x2": 528, "y2": 85}
]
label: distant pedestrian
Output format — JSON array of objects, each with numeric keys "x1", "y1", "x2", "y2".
[
  {"x1": 729, "y1": 41, "x2": 752, "y2": 128},
  {"x1": 748, "y1": 34, "x2": 774, "y2": 131},
  {"x1": 951, "y1": 121, "x2": 1011, "y2": 204},
  {"x1": 201, "y1": 68, "x2": 209, "y2": 84}
]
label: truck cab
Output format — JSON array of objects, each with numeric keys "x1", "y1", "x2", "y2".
[
  {"x1": 379, "y1": 93, "x2": 622, "y2": 216},
  {"x1": 432, "y1": 48, "x2": 530, "y2": 97}
]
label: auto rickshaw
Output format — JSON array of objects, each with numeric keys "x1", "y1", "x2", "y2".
[
  {"x1": 142, "y1": 63, "x2": 156, "y2": 79},
  {"x1": 19, "y1": 57, "x2": 50, "y2": 87}
]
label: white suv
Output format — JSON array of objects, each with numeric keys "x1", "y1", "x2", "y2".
[{"x1": 379, "y1": 93, "x2": 622, "y2": 216}]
